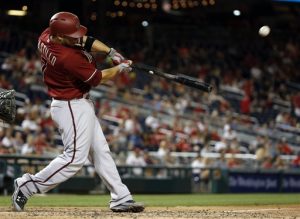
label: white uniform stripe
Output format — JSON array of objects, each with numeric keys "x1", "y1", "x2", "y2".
[{"x1": 84, "y1": 69, "x2": 97, "y2": 83}]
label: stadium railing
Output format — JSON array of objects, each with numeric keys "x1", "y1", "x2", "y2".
[{"x1": 1, "y1": 154, "x2": 300, "y2": 194}]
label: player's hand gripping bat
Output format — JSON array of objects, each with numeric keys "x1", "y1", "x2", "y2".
[{"x1": 132, "y1": 63, "x2": 213, "y2": 93}]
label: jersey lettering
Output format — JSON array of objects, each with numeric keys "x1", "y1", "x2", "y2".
[{"x1": 38, "y1": 41, "x2": 57, "y2": 66}]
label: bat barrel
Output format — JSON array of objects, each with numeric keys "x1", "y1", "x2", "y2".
[
  {"x1": 174, "y1": 76, "x2": 212, "y2": 92},
  {"x1": 132, "y1": 64, "x2": 213, "y2": 93}
]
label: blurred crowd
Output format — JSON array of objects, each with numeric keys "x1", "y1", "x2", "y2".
[{"x1": 0, "y1": 26, "x2": 300, "y2": 175}]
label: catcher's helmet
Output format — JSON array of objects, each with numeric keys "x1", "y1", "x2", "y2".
[{"x1": 49, "y1": 12, "x2": 87, "y2": 38}]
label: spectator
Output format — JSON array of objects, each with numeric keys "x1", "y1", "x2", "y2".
[
  {"x1": 1, "y1": 128, "x2": 14, "y2": 153},
  {"x1": 0, "y1": 127, "x2": 4, "y2": 140},
  {"x1": 240, "y1": 94, "x2": 251, "y2": 114},
  {"x1": 0, "y1": 144, "x2": 9, "y2": 154},
  {"x1": 213, "y1": 152, "x2": 228, "y2": 169},
  {"x1": 214, "y1": 138, "x2": 227, "y2": 153},
  {"x1": 143, "y1": 150, "x2": 157, "y2": 177},
  {"x1": 111, "y1": 129, "x2": 128, "y2": 153},
  {"x1": 291, "y1": 152, "x2": 300, "y2": 168},
  {"x1": 21, "y1": 135, "x2": 35, "y2": 155},
  {"x1": 126, "y1": 147, "x2": 146, "y2": 176},
  {"x1": 276, "y1": 137, "x2": 293, "y2": 155},
  {"x1": 223, "y1": 124, "x2": 237, "y2": 142},
  {"x1": 162, "y1": 151, "x2": 178, "y2": 167},
  {"x1": 191, "y1": 155, "x2": 210, "y2": 192},
  {"x1": 261, "y1": 156, "x2": 273, "y2": 169},
  {"x1": 228, "y1": 138, "x2": 241, "y2": 154},
  {"x1": 145, "y1": 111, "x2": 160, "y2": 131},
  {"x1": 227, "y1": 154, "x2": 242, "y2": 169},
  {"x1": 292, "y1": 91, "x2": 300, "y2": 118},
  {"x1": 255, "y1": 145, "x2": 268, "y2": 165},
  {"x1": 249, "y1": 135, "x2": 264, "y2": 154},
  {"x1": 273, "y1": 155, "x2": 287, "y2": 170},
  {"x1": 190, "y1": 131, "x2": 207, "y2": 151},
  {"x1": 34, "y1": 133, "x2": 51, "y2": 155},
  {"x1": 157, "y1": 140, "x2": 169, "y2": 158},
  {"x1": 175, "y1": 138, "x2": 192, "y2": 152},
  {"x1": 201, "y1": 143, "x2": 213, "y2": 154},
  {"x1": 124, "y1": 112, "x2": 141, "y2": 135},
  {"x1": 208, "y1": 89, "x2": 230, "y2": 116},
  {"x1": 191, "y1": 155, "x2": 205, "y2": 192},
  {"x1": 21, "y1": 111, "x2": 39, "y2": 132},
  {"x1": 12, "y1": 131, "x2": 24, "y2": 154}
]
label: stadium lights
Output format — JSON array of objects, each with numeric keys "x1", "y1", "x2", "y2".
[
  {"x1": 113, "y1": 0, "x2": 217, "y2": 11},
  {"x1": 106, "y1": 11, "x2": 125, "y2": 18},
  {"x1": 7, "y1": 10, "x2": 27, "y2": 16}
]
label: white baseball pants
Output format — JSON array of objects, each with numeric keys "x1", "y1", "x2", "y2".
[{"x1": 17, "y1": 98, "x2": 132, "y2": 207}]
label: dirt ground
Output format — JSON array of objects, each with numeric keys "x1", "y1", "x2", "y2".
[{"x1": 0, "y1": 205, "x2": 300, "y2": 219}]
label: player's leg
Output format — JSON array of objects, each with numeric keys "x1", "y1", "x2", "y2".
[
  {"x1": 88, "y1": 112, "x2": 144, "y2": 212},
  {"x1": 88, "y1": 114, "x2": 132, "y2": 206},
  {"x1": 12, "y1": 99, "x2": 95, "y2": 211}
]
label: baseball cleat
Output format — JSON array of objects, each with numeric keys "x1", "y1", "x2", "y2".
[
  {"x1": 11, "y1": 179, "x2": 27, "y2": 212},
  {"x1": 110, "y1": 200, "x2": 145, "y2": 213}
]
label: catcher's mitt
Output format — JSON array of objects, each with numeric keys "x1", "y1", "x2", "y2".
[{"x1": 0, "y1": 89, "x2": 16, "y2": 123}]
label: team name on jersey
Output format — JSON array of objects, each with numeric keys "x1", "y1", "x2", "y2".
[{"x1": 38, "y1": 40, "x2": 57, "y2": 66}]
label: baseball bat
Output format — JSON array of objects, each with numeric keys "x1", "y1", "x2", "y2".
[{"x1": 132, "y1": 63, "x2": 213, "y2": 93}]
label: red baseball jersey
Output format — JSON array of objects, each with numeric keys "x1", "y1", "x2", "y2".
[{"x1": 38, "y1": 28, "x2": 102, "y2": 100}]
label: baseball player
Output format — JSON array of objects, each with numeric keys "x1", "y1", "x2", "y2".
[{"x1": 12, "y1": 11, "x2": 144, "y2": 213}]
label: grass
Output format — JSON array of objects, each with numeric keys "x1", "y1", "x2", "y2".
[{"x1": 1, "y1": 194, "x2": 300, "y2": 207}]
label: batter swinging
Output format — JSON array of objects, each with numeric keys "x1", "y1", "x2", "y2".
[{"x1": 12, "y1": 11, "x2": 144, "y2": 213}]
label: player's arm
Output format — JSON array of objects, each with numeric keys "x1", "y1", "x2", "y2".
[
  {"x1": 99, "y1": 60, "x2": 132, "y2": 84},
  {"x1": 81, "y1": 36, "x2": 125, "y2": 65},
  {"x1": 65, "y1": 52, "x2": 131, "y2": 86},
  {"x1": 81, "y1": 36, "x2": 110, "y2": 54}
]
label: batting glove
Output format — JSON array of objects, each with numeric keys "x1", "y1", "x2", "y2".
[
  {"x1": 118, "y1": 60, "x2": 132, "y2": 74},
  {"x1": 108, "y1": 48, "x2": 125, "y2": 65}
]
